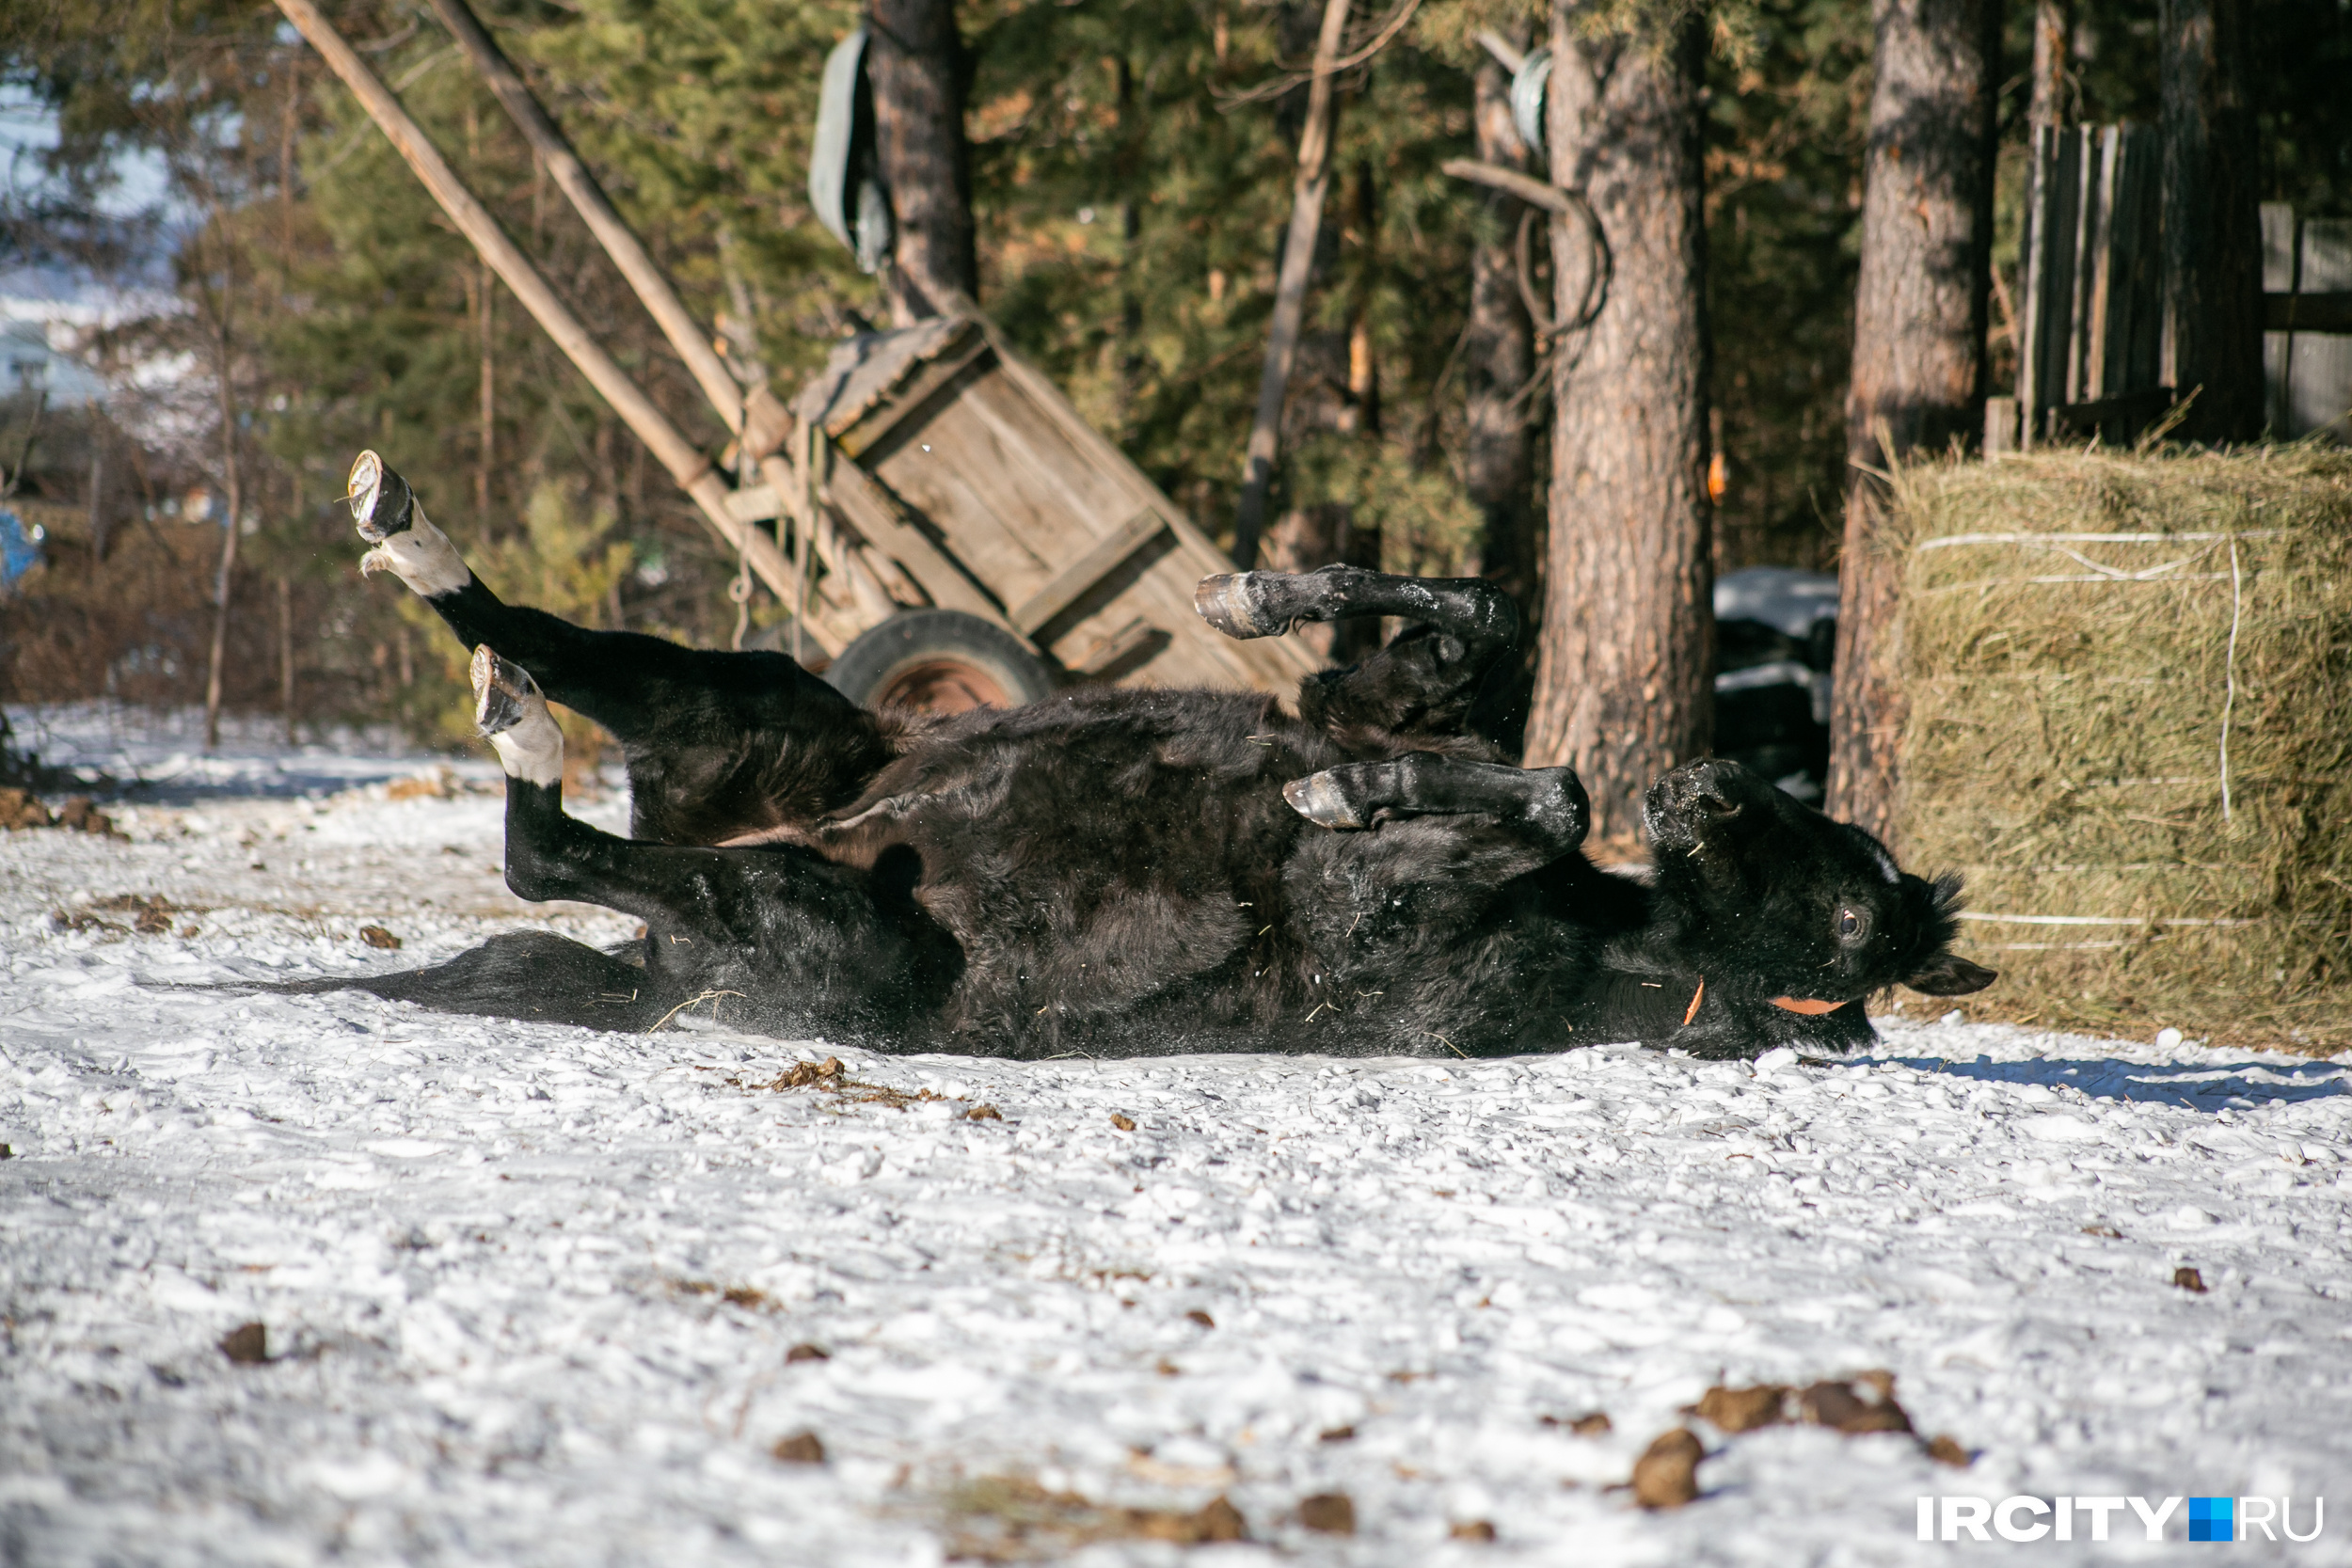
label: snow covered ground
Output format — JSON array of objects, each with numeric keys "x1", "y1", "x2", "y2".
[{"x1": 3, "y1": 705, "x2": 2347, "y2": 1565}]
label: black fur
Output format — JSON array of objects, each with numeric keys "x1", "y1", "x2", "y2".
[
  {"x1": 406, "y1": 576, "x2": 898, "y2": 846},
  {"x1": 291, "y1": 536, "x2": 1993, "y2": 1057}
]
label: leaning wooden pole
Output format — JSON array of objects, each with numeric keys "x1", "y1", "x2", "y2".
[
  {"x1": 420, "y1": 0, "x2": 746, "y2": 435},
  {"x1": 271, "y1": 0, "x2": 803, "y2": 612},
  {"x1": 1230, "y1": 0, "x2": 1351, "y2": 569}
]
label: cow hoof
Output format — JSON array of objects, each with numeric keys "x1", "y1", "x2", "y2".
[
  {"x1": 1195, "y1": 573, "x2": 1285, "y2": 640},
  {"x1": 471, "y1": 646, "x2": 564, "y2": 786},
  {"x1": 1283, "y1": 769, "x2": 1367, "y2": 830},
  {"x1": 351, "y1": 451, "x2": 470, "y2": 596},
  {"x1": 470, "y1": 646, "x2": 543, "y2": 737},
  {"x1": 347, "y1": 450, "x2": 414, "y2": 543}
]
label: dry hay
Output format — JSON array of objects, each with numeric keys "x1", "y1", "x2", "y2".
[
  {"x1": 1889, "y1": 445, "x2": 2352, "y2": 1054},
  {"x1": 935, "y1": 1475, "x2": 1247, "y2": 1560}
]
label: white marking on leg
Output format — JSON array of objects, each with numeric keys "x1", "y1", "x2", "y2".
[
  {"x1": 487, "y1": 712, "x2": 564, "y2": 788},
  {"x1": 358, "y1": 500, "x2": 471, "y2": 598}
]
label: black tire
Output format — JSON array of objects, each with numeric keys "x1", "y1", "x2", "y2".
[{"x1": 823, "y1": 610, "x2": 1055, "y2": 714}]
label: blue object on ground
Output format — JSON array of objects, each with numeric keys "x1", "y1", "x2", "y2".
[{"x1": 0, "y1": 508, "x2": 45, "y2": 587}]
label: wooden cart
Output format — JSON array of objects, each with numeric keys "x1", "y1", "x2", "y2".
[{"x1": 725, "y1": 312, "x2": 1323, "y2": 708}]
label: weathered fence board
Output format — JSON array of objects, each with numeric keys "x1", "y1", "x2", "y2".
[{"x1": 2018, "y1": 123, "x2": 2166, "y2": 448}]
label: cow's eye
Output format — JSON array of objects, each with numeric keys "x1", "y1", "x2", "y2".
[{"x1": 1836, "y1": 907, "x2": 1867, "y2": 943}]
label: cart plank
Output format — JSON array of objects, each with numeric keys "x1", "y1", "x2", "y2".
[{"x1": 790, "y1": 311, "x2": 1324, "y2": 697}]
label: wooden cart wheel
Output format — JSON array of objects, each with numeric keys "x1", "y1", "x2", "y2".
[{"x1": 823, "y1": 610, "x2": 1054, "y2": 714}]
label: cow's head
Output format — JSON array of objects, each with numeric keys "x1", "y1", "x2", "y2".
[{"x1": 1642, "y1": 758, "x2": 1995, "y2": 1012}]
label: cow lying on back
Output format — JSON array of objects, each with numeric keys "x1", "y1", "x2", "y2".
[{"x1": 288, "y1": 451, "x2": 1993, "y2": 1058}]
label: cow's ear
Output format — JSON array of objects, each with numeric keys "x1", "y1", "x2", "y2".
[{"x1": 1904, "y1": 952, "x2": 1998, "y2": 996}]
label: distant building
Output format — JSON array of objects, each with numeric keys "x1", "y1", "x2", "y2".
[{"x1": 0, "y1": 317, "x2": 107, "y2": 408}]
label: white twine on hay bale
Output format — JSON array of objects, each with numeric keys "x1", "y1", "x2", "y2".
[
  {"x1": 1910, "y1": 528, "x2": 2273, "y2": 824},
  {"x1": 2220, "y1": 535, "x2": 2242, "y2": 823}
]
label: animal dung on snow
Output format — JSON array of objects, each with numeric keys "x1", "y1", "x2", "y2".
[
  {"x1": 3, "y1": 789, "x2": 120, "y2": 841},
  {"x1": 1798, "y1": 1378, "x2": 1914, "y2": 1433},
  {"x1": 1, "y1": 790, "x2": 120, "y2": 836},
  {"x1": 1109, "y1": 1113, "x2": 1136, "y2": 1131},
  {"x1": 1295, "y1": 1492, "x2": 1357, "y2": 1534},
  {"x1": 942, "y1": 1477, "x2": 1248, "y2": 1550},
  {"x1": 1630, "y1": 1428, "x2": 1704, "y2": 1510},
  {"x1": 218, "y1": 1322, "x2": 269, "y2": 1366},
  {"x1": 0, "y1": 788, "x2": 52, "y2": 830},
  {"x1": 1689, "y1": 1384, "x2": 1788, "y2": 1433},
  {"x1": 1687, "y1": 1372, "x2": 1914, "y2": 1435},
  {"x1": 1537, "y1": 1410, "x2": 1613, "y2": 1435},
  {"x1": 771, "y1": 1430, "x2": 826, "y2": 1464},
  {"x1": 781, "y1": 1056, "x2": 846, "y2": 1088}
]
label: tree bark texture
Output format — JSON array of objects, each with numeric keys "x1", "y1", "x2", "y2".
[
  {"x1": 2158, "y1": 0, "x2": 2263, "y2": 442},
  {"x1": 2028, "y1": 0, "x2": 2072, "y2": 127},
  {"x1": 1825, "y1": 0, "x2": 1997, "y2": 845},
  {"x1": 868, "y1": 0, "x2": 977, "y2": 324},
  {"x1": 1464, "y1": 49, "x2": 1536, "y2": 606},
  {"x1": 1521, "y1": 16, "x2": 1713, "y2": 846}
]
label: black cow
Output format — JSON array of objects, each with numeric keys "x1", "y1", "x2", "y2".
[{"x1": 289, "y1": 452, "x2": 1992, "y2": 1058}]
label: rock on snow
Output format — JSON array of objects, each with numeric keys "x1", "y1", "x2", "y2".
[{"x1": 2, "y1": 707, "x2": 2347, "y2": 1564}]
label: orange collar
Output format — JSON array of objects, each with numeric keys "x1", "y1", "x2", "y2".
[
  {"x1": 1677, "y1": 985, "x2": 1851, "y2": 1024},
  {"x1": 1769, "y1": 995, "x2": 1850, "y2": 1015}
]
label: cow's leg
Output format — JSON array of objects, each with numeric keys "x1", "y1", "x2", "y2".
[
  {"x1": 470, "y1": 649, "x2": 952, "y2": 1042},
  {"x1": 1283, "y1": 753, "x2": 1587, "y2": 863},
  {"x1": 1275, "y1": 757, "x2": 1595, "y2": 1054},
  {"x1": 1196, "y1": 565, "x2": 1519, "y2": 744},
  {"x1": 350, "y1": 451, "x2": 889, "y2": 844},
  {"x1": 271, "y1": 929, "x2": 668, "y2": 1032}
]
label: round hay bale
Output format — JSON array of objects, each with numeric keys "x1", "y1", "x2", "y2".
[{"x1": 1891, "y1": 446, "x2": 2352, "y2": 1053}]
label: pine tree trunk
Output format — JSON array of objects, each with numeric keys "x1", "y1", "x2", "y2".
[
  {"x1": 1464, "y1": 49, "x2": 1535, "y2": 605},
  {"x1": 868, "y1": 0, "x2": 977, "y2": 323},
  {"x1": 86, "y1": 423, "x2": 107, "y2": 567},
  {"x1": 1521, "y1": 17, "x2": 1713, "y2": 847},
  {"x1": 1824, "y1": 0, "x2": 1997, "y2": 844},
  {"x1": 2158, "y1": 0, "x2": 2262, "y2": 442},
  {"x1": 278, "y1": 573, "x2": 295, "y2": 744},
  {"x1": 202, "y1": 311, "x2": 244, "y2": 754}
]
